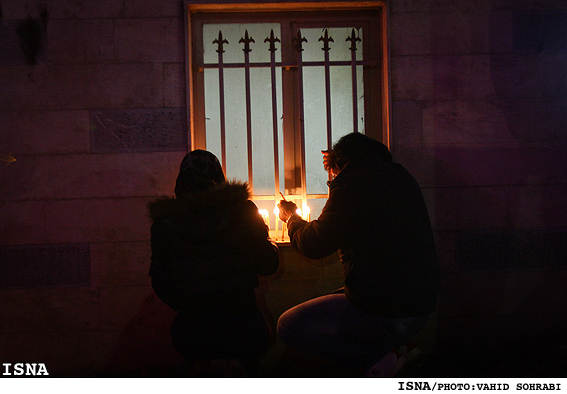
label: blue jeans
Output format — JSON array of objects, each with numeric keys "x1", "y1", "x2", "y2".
[{"x1": 277, "y1": 294, "x2": 429, "y2": 369}]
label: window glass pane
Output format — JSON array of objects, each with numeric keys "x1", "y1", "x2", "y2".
[
  {"x1": 300, "y1": 27, "x2": 363, "y2": 62},
  {"x1": 301, "y1": 27, "x2": 365, "y2": 196},
  {"x1": 203, "y1": 23, "x2": 283, "y2": 195},
  {"x1": 250, "y1": 67, "x2": 284, "y2": 196},
  {"x1": 303, "y1": 65, "x2": 329, "y2": 195},
  {"x1": 203, "y1": 24, "x2": 281, "y2": 64}
]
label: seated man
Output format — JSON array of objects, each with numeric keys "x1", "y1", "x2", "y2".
[{"x1": 276, "y1": 133, "x2": 439, "y2": 377}]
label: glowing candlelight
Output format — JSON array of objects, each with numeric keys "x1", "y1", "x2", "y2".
[
  {"x1": 259, "y1": 209, "x2": 270, "y2": 227},
  {"x1": 274, "y1": 206, "x2": 280, "y2": 239},
  {"x1": 303, "y1": 205, "x2": 311, "y2": 221}
]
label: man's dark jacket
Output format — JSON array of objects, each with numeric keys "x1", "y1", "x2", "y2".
[
  {"x1": 287, "y1": 159, "x2": 439, "y2": 317},
  {"x1": 148, "y1": 181, "x2": 279, "y2": 315}
]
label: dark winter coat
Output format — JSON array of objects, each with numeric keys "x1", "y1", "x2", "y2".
[
  {"x1": 148, "y1": 181, "x2": 279, "y2": 315},
  {"x1": 286, "y1": 159, "x2": 439, "y2": 317}
]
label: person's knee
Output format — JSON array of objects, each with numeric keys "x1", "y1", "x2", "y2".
[
  {"x1": 276, "y1": 311, "x2": 289, "y2": 337},
  {"x1": 276, "y1": 309, "x2": 298, "y2": 345}
]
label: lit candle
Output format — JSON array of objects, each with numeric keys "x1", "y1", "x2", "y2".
[
  {"x1": 273, "y1": 206, "x2": 280, "y2": 240},
  {"x1": 303, "y1": 205, "x2": 311, "y2": 221},
  {"x1": 259, "y1": 209, "x2": 270, "y2": 228}
]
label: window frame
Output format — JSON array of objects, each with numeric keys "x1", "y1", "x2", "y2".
[{"x1": 185, "y1": 1, "x2": 391, "y2": 197}]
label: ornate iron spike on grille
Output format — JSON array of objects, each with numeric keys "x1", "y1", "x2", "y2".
[
  {"x1": 239, "y1": 30, "x2": 255, "y2": 53},
  {"x1": 319, "y1": 28, "x2": 334, "y2": 52},
  {"x1": 346, "y1": 28, "x2": 361, "y2": 51},
  {"x1": 264, "y1": 29, "x2": 280, "y2": 53},
  {"x1": 292, "y1": 29, "x2": 308, "y2": 52},
  {"x1": 213, "y1": 31, "x2": 229, "y2": 54}
]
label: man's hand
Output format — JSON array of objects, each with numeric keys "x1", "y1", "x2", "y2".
[
  {"x1": 322, "y1": 150, "x2": 340, "y2": 176},
  {"x1": 322, "y1": 150, "x2": 331, "y2": 171},
  {"x1": 277, "y1": 200, "x2": 298, "y2": 223}
]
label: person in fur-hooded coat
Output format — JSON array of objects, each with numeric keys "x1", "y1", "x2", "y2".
[{"x1": 148, "y1": 150, "x2": 279, "y2": 372}]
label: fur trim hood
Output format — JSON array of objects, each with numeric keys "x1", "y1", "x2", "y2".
[{"x1": 148, "y1": 180, "x2": 251, "y2": 221}]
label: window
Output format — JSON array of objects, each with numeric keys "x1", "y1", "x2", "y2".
[{"x1": 187, "y1": 2, "x2": 390, "y2": 240}]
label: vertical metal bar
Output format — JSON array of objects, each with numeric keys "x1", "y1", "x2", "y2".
[
  {"x1": 347, "y1": 28, "x2": 362, "y2": 134},
  {"x1": 319, "y1": 29, "x2": 334, "y2": 183},
  {"x1": 319, "y1": 29, "x2": 334, "y2": 152},
  {"x1": 265, "y1": 30, "x2": 281, "y2": 204},
  {"x1": 213, "y1": 31, "x2": 228, "y2": 173},
  {"x1": 293, "y1": 29, "x2": 308, "y2": 211},
  {"x1": 240, "y1": 30, "x2": 255, "y2": 190}
]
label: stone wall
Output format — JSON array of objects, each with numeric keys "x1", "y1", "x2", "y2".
[
  {"x1": 389, "y1": 0, "x2": 567, "y2": 356},
  {"x1": 0, "y1": 0, "x2": 189, "y2": 376},
  {"x1": 1, "y1": 0, "x2": 566, "y2": 376}
]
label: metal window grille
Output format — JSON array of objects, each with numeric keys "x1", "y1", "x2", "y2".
[
  {"x1": 190, "y1": 11, "x2": 386, "y2": 237},
  {"x1": 205, "y1": 29, "x2": 368, "y2": 188}
]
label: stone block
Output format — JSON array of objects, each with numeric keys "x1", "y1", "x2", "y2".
[
  {"x1": 164, "y1": 63, "x2": 187, "y2": 108},
  {"x1": 0, "y1": 152, "x2": 184, "y2": 201},
  {"x1": 425, "y1": 186, "x2": 509, "y2": 231},
  {"x1": 502, "y1": 97, "x2": 567, "y2": 142},
  {"x1": 489, "y1": 55, "x2": 545, "y2": 98},
  {"x1": 392, "y1": 146, "x2": 439, "y2": 188},
  {"x1": 48, "y1": 19, "x2": 115, "y2": 64},
  {"x1": 0, "y1": 198, "x2": 150, "y2": 245},
  {"x1": 431, "y1": 230, "x2": 458, "y2": 272},
  {"x1": 0, "y1": 64, "x2": 164, "y2": 111},
  {"x1": 424, "y1": 97, "x2": 567, "y2": 144},
  {"x1": 392, "y1": 100, "x2": 423, "y2": 147},
  {"x1": 42, "y1": 197, "x2": 152, "y2": 244},
  {"x1": 0, "y1": 18, "x2": 48, "y2": 66},
  {"x1": 513, "y1": 10, "x2": 567, "y2": 54},
  {"x1": 509, "y1": 185, "x2": 567, "y2": 228},
  {"x1": 422, "y1": 99, "x2": 514, "y2": 144},
  {"x1": 98, "y1": 285, "x2": 156, "y2": 330},
  {"x1": 124, "y1": 0, "x2": 183, "y2": 17},
  {"x1": 456, "y1": 227, "x2": 567, "y2": 271},
  {"x1": 0, "y1": 243, "x2": 90, "y2": 289},
  {"x1": 390, "y1": 0, "x2": 491, "y2": 13},
  {"x1": 48, "y1": 0, "x2": 123, "y2": 19},
  {"x1": 0, "y1": 1, "x2": 48, "y2": 20},
  {"x1": 395, "y1": 145, "x2": 567, "y2": 189},
  {"x1": 390, "y1": 12, "x2": 491, "y2": 56},
  {"x1": 539, "y1": 54, "x2": 567, "y2": 97},
  {"x1": 115, "y1": 18, "x2": 184, "y2": 63},
  {"x1": 488, "y1": 10, "x2": 514, "y2": 54},
  {"x1": 0, "y1": 287, "x2": 99, "y2": 333},
  {"x1": 0, "y1": 110, "x2": 91, "y2": 155},
  {"x1": 438, "y1": 270, "x2": 567, "y2": 317},
  {"x1": 91, "y1": 108, "x2": 187, "y2": 153},
  {"x1": 90, "y1": 241, "x2": 152, "y2": 287},
  {"x1": 391, "y1": 55, "x2": 496, "y2": 100},
  {"x1": 0, "y1": 201, "x2": 48, "y2": 245},
  {"x1": 0, "y1": 20, "x2": 48, "y2": 66}
]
